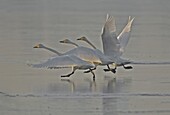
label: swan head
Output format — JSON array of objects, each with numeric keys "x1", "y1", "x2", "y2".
[
  {"x1": 33, "y1": 44, "x2": 45, "y2": 48},
  {"x1": 77, "y1": 36, "x2": 97, "y2": 49},
  {"x1": 60, "y1": 39, "x2": 79, "y2": 47},
  {"x1": 77, "y1": 36, "x2": 88, "y2": 42},
  {"x1": 59, "y1": 39, "x2": 72, "y2": 44}
]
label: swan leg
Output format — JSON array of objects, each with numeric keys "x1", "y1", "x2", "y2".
[
  {"x1": 89, "y1": 69, "x2": 95, "y2": 81},
  {"x1": 103, "y1": 65, "x2": 116, "y2": 73},
  {"x1": 60, "y1": 79, "x2": 75, "y2": 92},
  {"x1": 111, "y1": 68, "x2": 116, "y2": 73},
  {"x1": 61, "y1": 68, "x2": 76, "y2": 77},
  {"x1": 103, "y1": 69, "x2": 110, "y2": 72},
  {"x1": 84, "y1": 67, "x2": 96, "y2": 73},
  {"x1": 103, "y1": 65, "x2": 110, "y2": 72},
  {"x1": 103, "y1": 65, "x2": 111, "y2": 72},
  {"x1": 123, "y1": 65, "x2": 133, "y2": 69}
]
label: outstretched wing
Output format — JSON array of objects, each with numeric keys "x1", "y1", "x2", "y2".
[
  {"x1": 101, "y1": 14, "x2": 121, "y2": 57},
  {"x1": 29, "y1": 55, "x2": 93, "y2": 69},
  {"x1": 117, "y1": 17, "x2": 135, "y2": 52}
]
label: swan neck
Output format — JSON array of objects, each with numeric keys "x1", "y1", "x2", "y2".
[
  {"x1": 43, "y1": 46, "x2": 62, "y2": 56},
  {"x1": 85, "y1": 39, "x2": 96, "y2": 49},
  {"x1": 69, "y1": 42, "x2": 79, "y2": 47}
]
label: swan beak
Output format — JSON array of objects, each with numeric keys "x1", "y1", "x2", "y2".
[
  {"x1": 59, "y1": 40, "x2": 64, "y2": 43},
  {"x1": 77, "y1": 38, "x2": 81, "y2": 40},
  {"x1": 77, "y1": 36, "x2": 86, "y2": 40},
  {"x1": 77, "y1": 38, "x2": 82, "y2": 40},
  {"x1": 33, "y1": 45, "x2": 39, "y2": 48}
]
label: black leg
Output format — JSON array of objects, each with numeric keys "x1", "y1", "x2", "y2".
[
  {"x1": 103, "y1": 69, "x2": 110, "y2": 72},
  {"x1": 61, "y1": 68, "x2": 76, "y2": 77},
  {"x1": 111, "y1": 68, "x2": 116, "y2": 73},
  {"x1": 103, "y1": 65, "x2": 111, "y2": 72},
  {"x1": 103, "y1": 65, "x2": 117, "y2": 73},
  {"x1": 89, "y1": 69, "x2": 95, "y2": 81},
  {"x1": 123, "y1": 65, "x2": 133, "y2": 69},
  {"x1": 84, "y1": 67, "x2": 96, "y2": 73}
]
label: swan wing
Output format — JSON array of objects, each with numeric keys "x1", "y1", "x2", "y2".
[
  {"x1": 29, "y1": 55, "x2": 93, "y2": 69},
  {"x1": 101, "y1": 14, "x2": 121, "y2": 57},
  {"x1": 117, "y1": 17, "x2": 135, "y2": 52},
  {"x1": 64, "y1": 47, "x2": 102, "y2": 64}
]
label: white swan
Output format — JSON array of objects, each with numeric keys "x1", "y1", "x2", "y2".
[
  {"x1": 32, "y1": 43, "x2": 98, "y2": 80},
  {"x1": 101, "y1": 14, "x2": 135, "y2": 70},
  {"x1": 101, "y1": 14, "x2": 170, "y2": 68},
  {"x1": 33, "y1": 41, "x2": 102, "y2": 65}
]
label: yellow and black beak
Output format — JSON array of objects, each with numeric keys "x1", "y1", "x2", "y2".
[
  {"x1": 59, "y1": 40, "x2": 64, "y2": 43},
  {"x1": 33, "y1": 45, "x2": 39, "y2": 48},
  {"x1": 77, "y1": 38, "x2": 81, "y2": 40}
]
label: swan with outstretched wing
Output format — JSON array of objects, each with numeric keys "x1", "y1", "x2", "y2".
[{"x1": 101, "y1": 14, "x2": 135, "y2": 71}]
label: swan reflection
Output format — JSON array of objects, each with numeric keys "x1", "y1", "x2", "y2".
[
  {"x1": 61, "y1": 79, "x2": 75, "y2": 93},
  {"x1": 58, "y1": 76, "x2": 121, "y2": 93},
  {"x1": 46, "y1": 75, "x2": 132, "y2": 96}
]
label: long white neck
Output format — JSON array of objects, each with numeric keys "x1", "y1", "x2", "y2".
[
  {"x1": 43, "y1": 46, "x2": 62, "y2": 56},
  {"x1": 68, "y1": 42, "x2": 79, "y2": 47},
  {"x1": 62, "y1": 41, "x2": 79, "y2": 47},
  {"x1": 82, "y1": 39, "x2": 97, "y2": 49}
]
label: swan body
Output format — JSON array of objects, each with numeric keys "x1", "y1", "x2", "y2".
[
  {"x1": 32, "y1": 42, "x2": 98, "y2": 80},
  {"x1": 101, "y1": 14, "x2": 134, "y2": 69}
]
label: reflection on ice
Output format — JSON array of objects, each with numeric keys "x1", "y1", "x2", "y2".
[
  {"x1": 84, "y1": 78, "x2": 97, "y2": 92},
  {"x1": 1, "y1": 74, "x2": 170, "y2": 98},
  {"x1": 1, "y1": 75, "x2": 170, "y2": 115},
  {"x1": 58, "y1": 76, "x2": 118, "y2": 94},
  {"x1": 61, "y1": 79, "x2": 75, "y2": 93},
  {"x1": 0, "y1": 75, "x2": 131, "y2": 97}
]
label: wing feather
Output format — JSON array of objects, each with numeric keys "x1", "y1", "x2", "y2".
[
  {"x1": 101, "y1": 14, "x2": 120, "y2": 57},
  {"x1": 29, "y1": 55, "x2": 92, "y2": 69},
  {"x1": 117, "y1": 17, "x2": 135, "y2": 50}
]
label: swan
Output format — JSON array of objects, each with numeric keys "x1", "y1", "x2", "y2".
[
  {"x1": 33, "y1": 41, "x2": 102, "y2": 65},
  {"x1": 101, "y1": 14, "x2": 135, "y2": 71},
  {"x1": 101, "y1": 14, "x2": 170, "y2": 68},
  {"x1": 32, "y1": 42, "x2": 100, "y2": 80},
  {"x1": 33, "y1": 43, "x2": 99, "y2": 77},
  {"x1": 33, "y1": 39, "x2": 108, "y2": 80}
]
